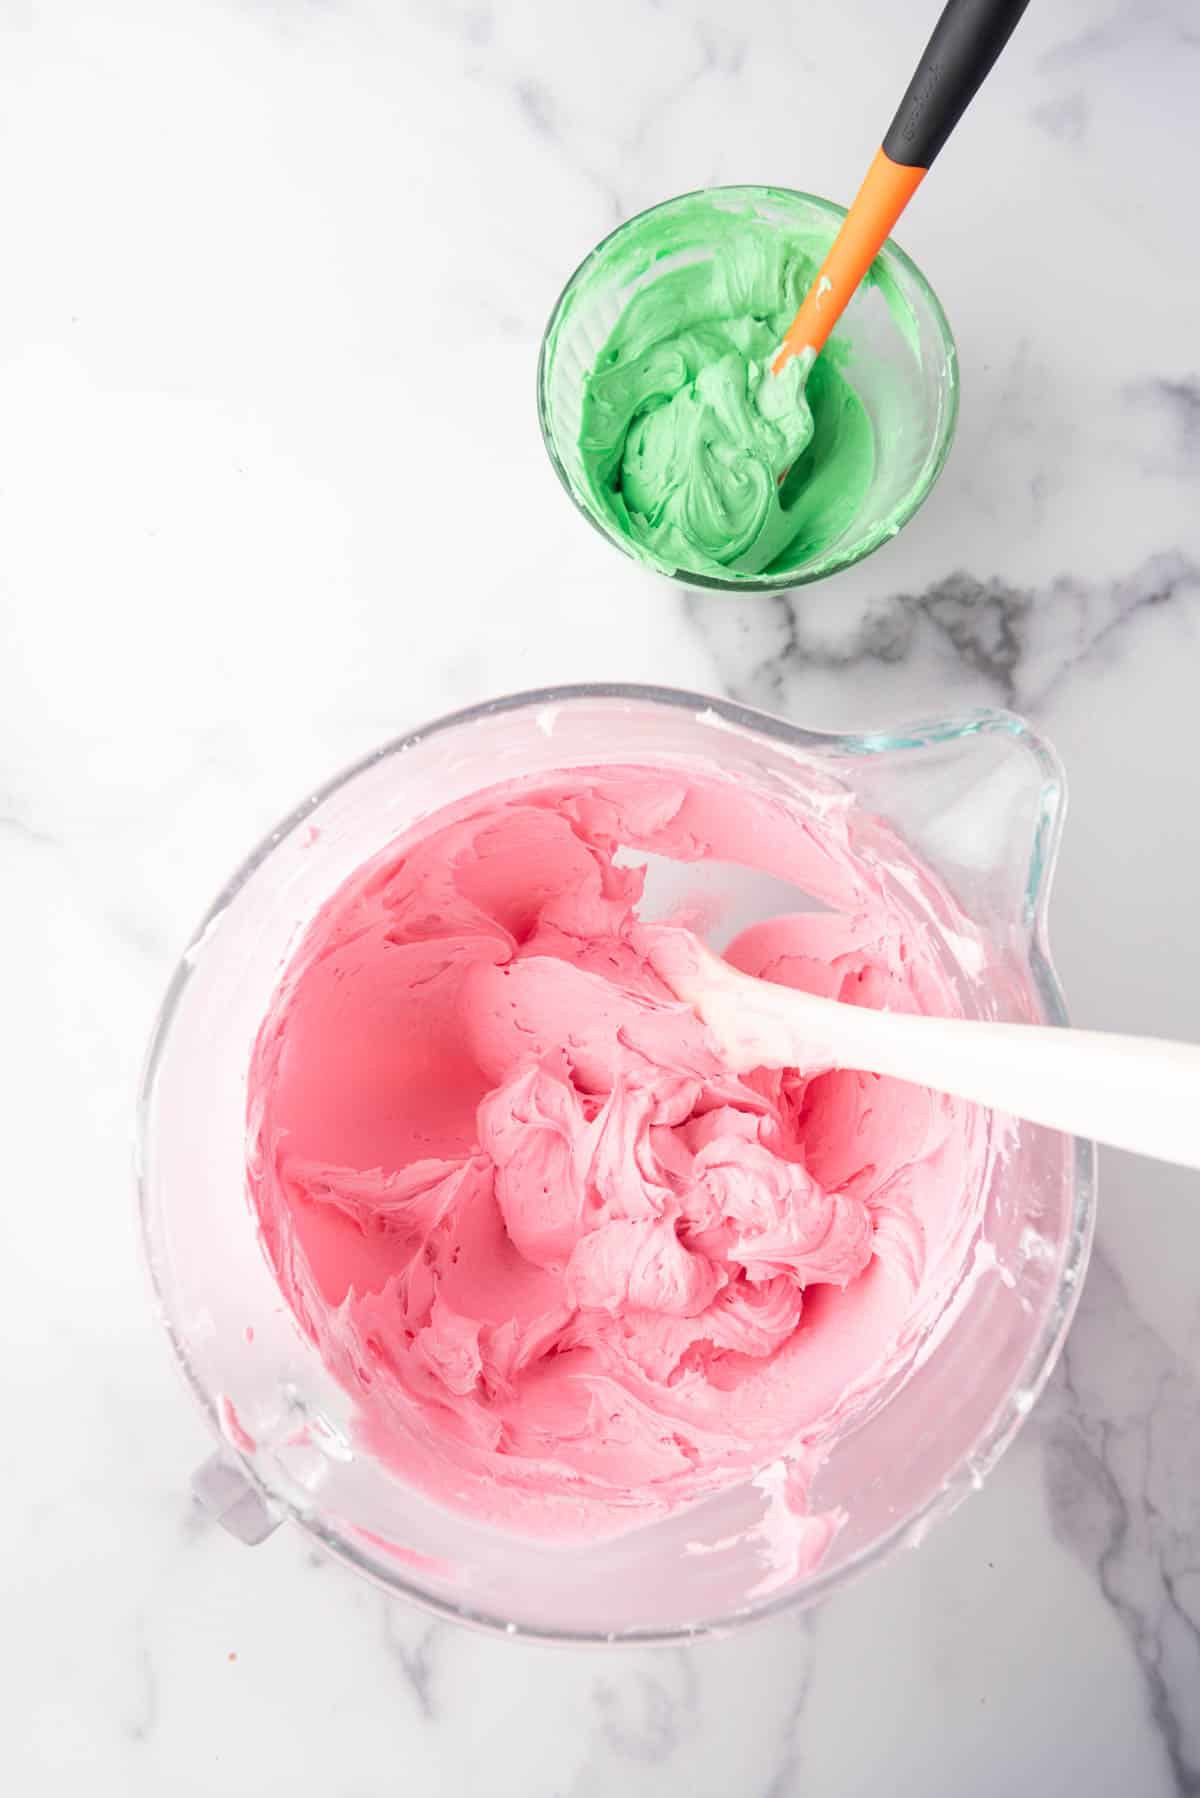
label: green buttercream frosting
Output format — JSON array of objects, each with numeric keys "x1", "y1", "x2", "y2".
[{"x1": 577, "y1": 200, "x2": 876, "y2": 580}]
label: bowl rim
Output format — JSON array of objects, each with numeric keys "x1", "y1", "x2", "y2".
[
  {"x1": 136, "y1": 682, "x2": 1095, "y2": 1644},
  {"x1": 536, "y1": 183, "x2": 961, "y2": 593}
]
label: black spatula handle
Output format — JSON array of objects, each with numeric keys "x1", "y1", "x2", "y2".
[{"x1": 882, "y1": 0, "x2": 1032, "y2": 170}]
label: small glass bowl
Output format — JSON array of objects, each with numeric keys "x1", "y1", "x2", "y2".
[{"x1": 538, "y1": 185, "x2": 959, "y2": 591}]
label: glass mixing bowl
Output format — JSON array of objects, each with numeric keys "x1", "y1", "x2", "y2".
[
  {"x1": 538, "y1": 186, "x2": 959, "y2": 591},
  {"x1": 137, "y1": 685, "x2": 1093, "y2": 1641}
]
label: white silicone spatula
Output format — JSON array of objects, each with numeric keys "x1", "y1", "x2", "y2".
[{"x1": 652, "y1": 934, "x2": 1200, "y2": 1171}]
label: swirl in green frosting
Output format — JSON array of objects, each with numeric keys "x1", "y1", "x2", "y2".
[{"x1": 577, "y1": 202, "x2": 876, "y2": 580}]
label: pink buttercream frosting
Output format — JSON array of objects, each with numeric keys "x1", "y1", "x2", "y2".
[{"x1": 247, "y1": 764, "x2": 987, "y2": 1541}]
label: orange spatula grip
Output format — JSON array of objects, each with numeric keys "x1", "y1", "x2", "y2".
[{"x1": 772, "y1": 150, "x2": 926, "y2": 373}]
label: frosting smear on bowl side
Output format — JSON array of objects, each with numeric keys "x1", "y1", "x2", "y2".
[{"x1": 247, "y1": 764, "x2": 987, "y2": 1543}]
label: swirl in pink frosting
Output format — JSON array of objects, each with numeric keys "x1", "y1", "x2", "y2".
[{"x1": 247, "y1": 765, "x2": 986, "y2": 1541}]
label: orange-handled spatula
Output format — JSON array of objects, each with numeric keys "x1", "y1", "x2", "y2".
[{"x1": 773, "y1": 0, "x2": 1032, "y2": 376}]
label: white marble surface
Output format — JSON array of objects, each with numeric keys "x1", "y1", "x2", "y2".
[{"x1": 3, "y1": 0, "x2": 1199, "y2": 1791}]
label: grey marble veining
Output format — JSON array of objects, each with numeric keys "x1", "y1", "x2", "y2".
[
  {"x1": 685, "y1": 550, "x2": 1200, "y2": 719},
  {"x1": 1040, "y1": 1248, "x2": 1200, "y2": 1795},
  {"x1": 2, "y1": 1, "x2": 1199, "y2": 1793}
]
